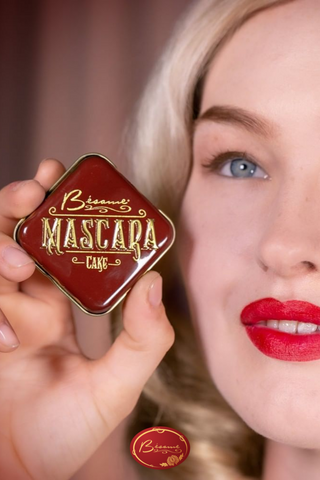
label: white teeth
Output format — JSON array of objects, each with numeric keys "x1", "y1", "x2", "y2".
[
  {"x1": 278, "y1": 320, "x2": 298, "y2": 333},
  {"x1": 257, "y1": 319, "x2": 320, "y2": 334},
  {"x1": 297, "y1": 322, "x2": 318, "y2": 334},
  {"x1": 267, "y1": 320, "x2": 278, "y2": 329}
]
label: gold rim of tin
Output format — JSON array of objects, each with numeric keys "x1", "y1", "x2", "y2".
[{"x1": 13, "y1": 152, "x2": 176, "y2": 317}]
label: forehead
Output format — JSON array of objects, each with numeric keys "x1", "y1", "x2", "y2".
[{"x1": 200, "y1": 1, "x2": 320, "y2": 124}]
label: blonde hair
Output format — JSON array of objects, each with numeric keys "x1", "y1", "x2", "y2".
[{"x1": 114, "y1": 0, "x2": 294, "y2": 479}]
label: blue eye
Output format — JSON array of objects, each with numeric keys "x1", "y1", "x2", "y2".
[{"x1": 202, "y1": 150, "x2": 269, "y2": 179}]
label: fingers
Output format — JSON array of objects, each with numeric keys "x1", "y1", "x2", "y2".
[
  {"x1": 0, "y1": 180, "x2": 46, "y2": 236},
  {"x1": 34, "y1": 158, "x2": 66, "y2": 191},
  {"x1": 0, "y1": 308, "x2": 19, "y2": 353},
  {"x1": 0, "y1": 157, "x2": 66, "y2": 293},
  {"x1": 0, "y1": 233, "x2": 35, "y2": 284},
  {"x1": 0, "y1": 291, "x2": 73, "y2": 348},
  {"x1": 0, "y1": 158, "x2": 66, "y2": 236},
  {"x1": 88, "y1": 271, "x2": 175, "y2": 431}
]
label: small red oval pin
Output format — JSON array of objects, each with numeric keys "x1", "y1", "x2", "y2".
[{"x1": 130, "y1": 426, "x2": 190, "y2": 469}]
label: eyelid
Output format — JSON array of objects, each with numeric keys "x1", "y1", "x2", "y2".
[
  {"x1": 202, "y1": 150, "x2": 252, "y2": 170},
  {"x1": 201, "y1": 149, "x2": 269, "y2": 179}
]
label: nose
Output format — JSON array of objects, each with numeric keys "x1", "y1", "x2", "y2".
[{"x1": 257, "y1": 182, "x2": 320, "y2": 278}]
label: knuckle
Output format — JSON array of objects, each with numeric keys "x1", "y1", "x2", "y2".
[
  {"x1": 158, "y1": 325, "x2": 176, "y2": 349},
  {"x1": 121, "y1": 329, "x2": 148, "y2": 352},
  {"x1": 148, "y1": 321, "x2": 175, "y2": 351}
]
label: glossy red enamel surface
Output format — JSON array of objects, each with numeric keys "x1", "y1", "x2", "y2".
[{"x1": 14, "y1": 154, "x2": 175, "y2": 315}]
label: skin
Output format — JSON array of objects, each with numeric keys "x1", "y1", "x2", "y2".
[
  {"x1": 178, "y1": 0, "x2": 320, "y2": 478},
  {"x1": 0, "y1": 159, "x2": 174, "y2": 478}
]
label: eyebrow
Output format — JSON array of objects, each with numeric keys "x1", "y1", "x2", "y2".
[{"x1": 193, "y1": 105, "x2": 280, "y2": 139}]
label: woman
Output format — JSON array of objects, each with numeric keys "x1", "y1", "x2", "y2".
[{"x1": 0, "y1": 0, "x2": 318, "y2": 478}]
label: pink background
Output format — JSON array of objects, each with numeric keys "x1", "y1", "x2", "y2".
[{"x1": 0, "y1": 0, "x2": 193, "y2": 186}]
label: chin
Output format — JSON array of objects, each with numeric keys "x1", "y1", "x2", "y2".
[
  {"x1": 210, "y1": 363, "x2": 320, "y2": 450},
  {"x1": 231, "y1": 394, "x2": 320, "y2": 450}
]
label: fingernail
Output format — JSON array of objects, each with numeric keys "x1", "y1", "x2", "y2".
[
  {"x1": 2, "y1": 246, "x2": 34, "y2": 267},
  {"x1": 148, "y1": 274, "x2": 163, "y2": 308},
  {"x1": 0, "y1": 319, "x2": 20, "y2": 351}
]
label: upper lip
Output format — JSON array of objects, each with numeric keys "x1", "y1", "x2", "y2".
[{"x1": 240, "y1": 298, "x2": 320, "y2": 326}]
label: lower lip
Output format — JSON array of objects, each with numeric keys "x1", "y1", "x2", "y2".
[{"x1": 244, "y1": 325, "x2": 320, "y2": 361}]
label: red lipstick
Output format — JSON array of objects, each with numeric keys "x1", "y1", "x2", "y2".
[{"x1": 240, "y1": 298, "x2": 320, "y2": 361}]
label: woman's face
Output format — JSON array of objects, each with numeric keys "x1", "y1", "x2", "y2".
[{"x1": 178, "y1": 0, "x2": 320, "y2": 448}]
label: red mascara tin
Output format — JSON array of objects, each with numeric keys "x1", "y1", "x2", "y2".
[{"x1": 13, "y1": 153, "x2": 175, "y2": 316}]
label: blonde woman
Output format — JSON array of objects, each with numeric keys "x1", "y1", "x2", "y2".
[{"x1": 0, "y1": 0, "x2": 318, "y2": 478}]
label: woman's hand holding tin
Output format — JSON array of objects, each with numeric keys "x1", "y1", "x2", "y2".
[{"x1": 0, "y1": 159, "x2": 175, "y2": 479}]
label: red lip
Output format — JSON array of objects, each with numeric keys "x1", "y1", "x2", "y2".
[
  {"x1": 240, "y1": 298, "x2": 320, "y2": 362},
  {"x1": 241, "y1": 297, "x2": 320, "y2": 325}
]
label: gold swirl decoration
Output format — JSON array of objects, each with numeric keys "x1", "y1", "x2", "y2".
[
  {"x1": 108, "y1": 258, "x2": 121, "y2": 267},
  {"x1": 48, "y1": 206, "x2": 57, "y2": 215},
  {"x1": 72, "y1": 257, "x2": 85, "y2": 265},
  {"x1": 47, "y1": 206, "x2": 146, "y2": 218},
  {"x1": 84, "y1": 204, "x2": 132, "y2": 214}
]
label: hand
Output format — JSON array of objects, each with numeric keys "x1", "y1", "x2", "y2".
[{"x1": 0, "y1": 159, "x2": 175, "y2": 480}]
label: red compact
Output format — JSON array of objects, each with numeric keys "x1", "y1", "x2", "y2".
[{"x1": 14, "y1": 153, "x2": 175, "y2": 316}]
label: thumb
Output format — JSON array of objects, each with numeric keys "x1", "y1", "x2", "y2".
[{"x1": 88, "y1": 270, "x2": 175, "y2": 431}]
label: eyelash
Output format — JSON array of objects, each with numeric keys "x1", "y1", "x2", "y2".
[{"x1": 201, "y1": 149, "x2": 269, "y2": 179}]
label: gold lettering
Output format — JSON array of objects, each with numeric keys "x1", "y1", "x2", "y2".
[
  {"x1": 86, "y1": 196, "x2": 129, "y2": 206},
  {"x1": 63, "y1": 218, "x2": 78, "y2": 248},
  {"x1": 61, "y1": 189, "x2": 85, "y2": 211},
  {"x1": 128, "y1": 219, "x2": 142, "y2": 261},
  {"x1": 155, "y1": 444, "x2": 180, "y2": 449},
  {"x1": 96, "y1": 257, "x2": 102, "y2": 271},
  {"x1": 86, "y1": 255, "x2": 108, "y2": 272},
  {"x1": 143, "y1": 219, "x2": 158, "y2": 250},
  {"x1": 111, "y1": 219, "x2": 126, "y2": 250},
  {"x1": 95, "y1": 219, "x2": 109, "y2": 249},
  {"x1": 139, "y1": 439, "x2": 153, "y2": 453},
  {"x1": 97, "y1": 256, "x2": 107, "y2": 272},
  {"x1": 41, "y1": 217, "x2": 63, "y2": 255},
  {"x1": 80, "y1": 219, "x2": 94, "y2": 249},
  {"x1": 41, "y1": 215, "x2": 159, "y2": 259},
  {"x1": 86, "y1": 255, "x2": 93, "y2": 269}
]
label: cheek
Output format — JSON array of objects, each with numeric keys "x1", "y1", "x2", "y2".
[
  {"x1": 177, "y1": 174, "x2": 249, "y2": 364},
  {"x1": 178, "y1": 171, "x2": 253, "y2": 325},
  {"x1": 177, "y1": 172, "x2": 270, "y2": 431}
]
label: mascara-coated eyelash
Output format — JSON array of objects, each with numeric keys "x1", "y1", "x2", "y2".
[{"x1": 201, "y1": 150, "x2": 269, "y2": 179}]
